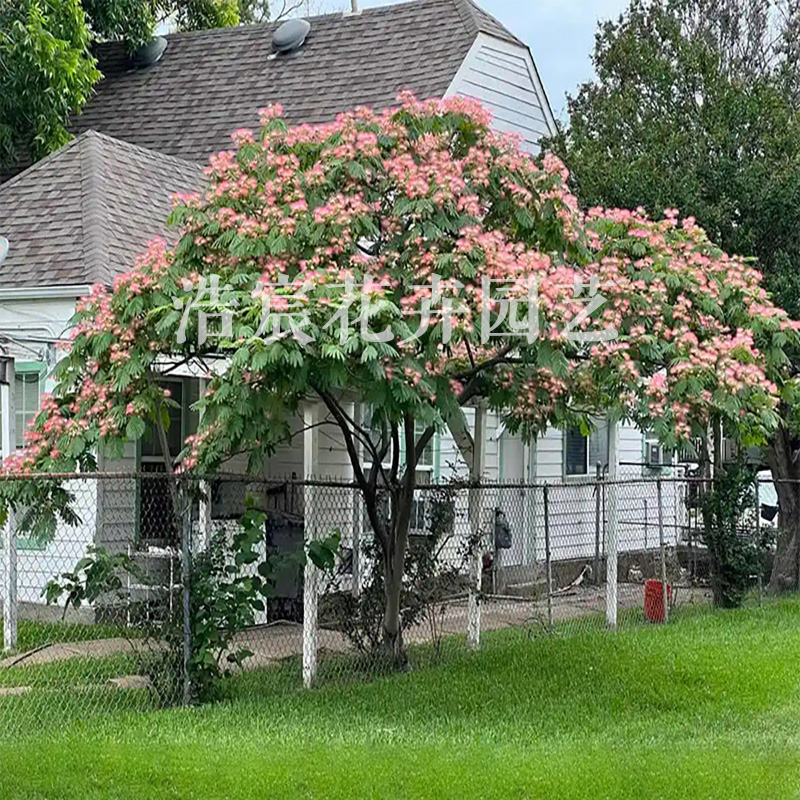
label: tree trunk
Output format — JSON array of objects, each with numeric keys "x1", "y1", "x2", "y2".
[
  {"x1": 383, "y1": 450, "x2": 417, "y2": 668},
  {"x1": 381, "y1": 543, "x2": 406, "y2": 664},
  {"x1": 766, "y1": 427, "x2": 800, "y2": 592},
  {"x1": 381, "y1": 435, "x2": 417, "y2": 664}
]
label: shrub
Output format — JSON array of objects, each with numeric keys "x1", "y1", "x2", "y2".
[
  {"x1": 700, "y1": 463, "x2": 772, "y2": 608},
  {"x1": 45, "y1": 499, "x2": 339, "y2": 704}
]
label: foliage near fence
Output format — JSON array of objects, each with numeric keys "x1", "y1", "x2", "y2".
[{"x1": 0, "y1": 471, "x2": 778, "y2": 735}]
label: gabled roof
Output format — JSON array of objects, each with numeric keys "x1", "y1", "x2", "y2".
[
  {"x1": 0, "y1": 131, "x2": 201, "y2": 290},
  {"x1": 71, "y1": 0, "x2": 523, "y2": 164}
]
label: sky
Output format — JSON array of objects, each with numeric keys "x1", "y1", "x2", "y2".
[{"x1": 352, "y1": 0, "x2": 631, "y2": 120}]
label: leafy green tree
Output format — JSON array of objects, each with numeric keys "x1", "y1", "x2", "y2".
[
  {"x1": 82, "y1": 0, "x2": 239, "y2": 47},
  {"x1": 0, "y1": 0, "x2": 100, "y2": 171},
  {"x1": 552, "y1": 0, "x2": 800, "y2": 590}
]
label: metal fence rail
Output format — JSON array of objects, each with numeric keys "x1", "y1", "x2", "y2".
[{"x1": 0, "y1": 472, "x2": 776, "y2": 734}]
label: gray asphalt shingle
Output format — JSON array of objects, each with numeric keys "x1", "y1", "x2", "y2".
[
  {"x1": 0, "y1": 132, "x2": 201, "y2": 289},
  {"x1": 71, "y1": 0, "x2": 520, "y2": 164}
]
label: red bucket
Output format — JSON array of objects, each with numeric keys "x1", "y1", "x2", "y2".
[{"x1": 644, "y1": 579, "x2": 671, "y2": 623}]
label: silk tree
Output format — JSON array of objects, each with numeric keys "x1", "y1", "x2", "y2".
[{"x1": 3, "y1": 95, "x2": 794, "y2": 660}]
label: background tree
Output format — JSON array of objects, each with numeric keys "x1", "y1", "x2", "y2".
[
  {"x1": 238, "y1": 0, "x2": 327, "y2": 24},
  {"x1": 551, "y1": 0, "x2": 800, "y2": 589},
  {"x1": 82, "y1": 0, "x2": 239, "y2": 47},
  {"x1": 0, "y1": 0, "x2": 100, "y2": 171}
]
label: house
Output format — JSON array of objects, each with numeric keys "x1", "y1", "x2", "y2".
[{"x1": 0, "y1": 0, "x2": 682, "y2": 609}]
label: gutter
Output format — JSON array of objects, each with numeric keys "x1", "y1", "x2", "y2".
[{"x1": 0, "y1": 285, "x2": 92, "y2": 301}]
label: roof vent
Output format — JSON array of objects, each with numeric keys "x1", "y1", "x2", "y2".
[
  {"x1": 132, "y1": 36, "x2": 168, "y2": 68},
  {"x1": 272, "y1": 19, "x2": 311, "y2": 53}
]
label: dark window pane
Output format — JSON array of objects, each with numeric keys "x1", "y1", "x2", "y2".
[
  {"x1": 141, "y1": 382, "x2": 184, "y2": 459},
  {"x1": 139, "y1": 463, "x2": 179, "y2": 545},
  {"x1": 565, "y1": 427, "x2": 588, "y2": 475}
]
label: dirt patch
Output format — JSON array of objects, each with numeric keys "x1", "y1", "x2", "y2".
[{"x1": 0, "y1": 585, "x2": 713, "y2": 674}]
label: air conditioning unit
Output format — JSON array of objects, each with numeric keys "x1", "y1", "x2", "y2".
[{"x1": 646, "y1": 443, "x2": 673, "y2": 468}]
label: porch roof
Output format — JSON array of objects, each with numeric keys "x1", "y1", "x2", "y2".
[{"x1": 0, "y1": 131, "x2": 202, "y2": 290}]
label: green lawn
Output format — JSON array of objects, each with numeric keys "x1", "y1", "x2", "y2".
[{"x1": 1, "y1": 600, "x2": 799, "y2": 799}]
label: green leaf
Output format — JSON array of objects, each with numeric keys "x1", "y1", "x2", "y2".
[{"x1": 125, "y1": 417, "x2": 146, "y2": 441}]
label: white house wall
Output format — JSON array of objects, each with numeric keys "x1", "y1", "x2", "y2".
[
  {"x1": 0, "y1": 295, "x2": 102, "y2": 606},
  {"x1": 481, "y1": 423, "x2": 687, "y2": 579}
]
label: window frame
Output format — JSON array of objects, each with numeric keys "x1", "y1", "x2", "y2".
[
  {"x1": 137, "y1": 378, "x2": 189, "y2": 467},
  {"x1": 361, "y1": 408, "x2": 438, "y2": 477},
  {"x1": 135, "y1": 377, "x2": 189, "y2": 546},
  {"x1": 9, "y1": 362, "x2": 47, "y2": 550},
  {"x1": 563, "y1": 426, "x2": 589, "y2": 478}
]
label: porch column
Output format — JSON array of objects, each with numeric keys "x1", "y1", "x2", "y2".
[
  {"x1": 2, "y1": 359, "x2": 17, "y2": 653},
  {"x1": 302, "y1": 402, "x2": 319, "y2": 688},
  {"x1": 197, "y1": 377, "x2": 212, "y2": 552},
  {"x1": 350, "y1": 402, "x2": 364, "y2": 597}
]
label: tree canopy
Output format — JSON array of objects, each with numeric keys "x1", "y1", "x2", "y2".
[
  {"x1": 5, "y1": 95, "x2": 796, "y2": 477},
  {"x1": 4, "y1": 95, "x2": 797, "y2": 653}
]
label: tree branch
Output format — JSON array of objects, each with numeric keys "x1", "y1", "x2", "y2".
[{"x1": 452, "y1": 344, "x2": 516, "y2": 382}]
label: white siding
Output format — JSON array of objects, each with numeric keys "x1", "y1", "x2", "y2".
[
  {"x1": 445, "y1": 33, "x2": 557, "y2": 153},
  {"x1": 0, "y1": 295, "x2": 102, "y2": 605}
]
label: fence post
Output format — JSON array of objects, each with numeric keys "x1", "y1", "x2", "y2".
[
  {"x1": 657, "y1": 478, "x2": 668, "y2": 624},
  {"x1": 302, "y1": 404, "x2": 319, "y2": 688},
  {"x1": 2, "y1": 512, "x2": 17, "y2": 654},
  {"x1": 351, "y1": 403, "x2": 363, "y2": 598},
  {"x1": 468, "y1": 403, "x2": 486, "y2": 651},
  {"x1": 544, "y1": 485, "x2": 553, "y2": 632},
  {"x1": 180, "y1": 480, "x2": 192, "y2": 706},
  {"x1": 754, "y1": 478, "x2": 763, "y2": 606},
  {"x1": 594, "y1": 464, "x2": 602, "y2": 585},
  {"x1": 605, "y1": 421, "x2": 619, "y2": 629},
  {"x1": 1, "y1": 364, "x2": 17, "y2": 654}
]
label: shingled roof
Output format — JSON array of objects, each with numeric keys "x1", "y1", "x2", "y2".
[
  {"x1": 71, "y1": 0, "x2": 522, "y2": 164},
  {"x1": 0, "y1": 131, "x2": 201, "y2": 289}
]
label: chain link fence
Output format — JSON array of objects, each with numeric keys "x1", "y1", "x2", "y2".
[{"x1": 0, "y1": 471, "x2": 779, "y2": 734}]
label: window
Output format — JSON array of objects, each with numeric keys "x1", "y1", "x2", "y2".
[
  {"x1": 415, "y1": 420, "x2": 434, "y2": 470},
  {"x1": 565, "y1": 420, "x2": 609, "y2": 477},
  {"x1": 0, "y1": 366, "x2": 46, "y2": 451},
  {"x1": 138, "y1": 380, "x2": 185, "y2": 546},
  {"x1": 0, "y1": 365, "x2": 45, "y2": 550},
  {"x1": 565, "y1": 427, "x2": 588, "y2": 476},
  {"x1": 644, "y1": 431, "x2": 674, "y2": 470},
  {"x1": 15, "y1": 370, "x2": 42, "y2": 449},
  {"x1": 140, "y1": 380, "x2": 184, "y2": 461}
]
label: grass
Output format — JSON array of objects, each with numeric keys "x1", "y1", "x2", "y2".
[{"x1": 1, "y1": 599, "x2": 799, "y2": 799}]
